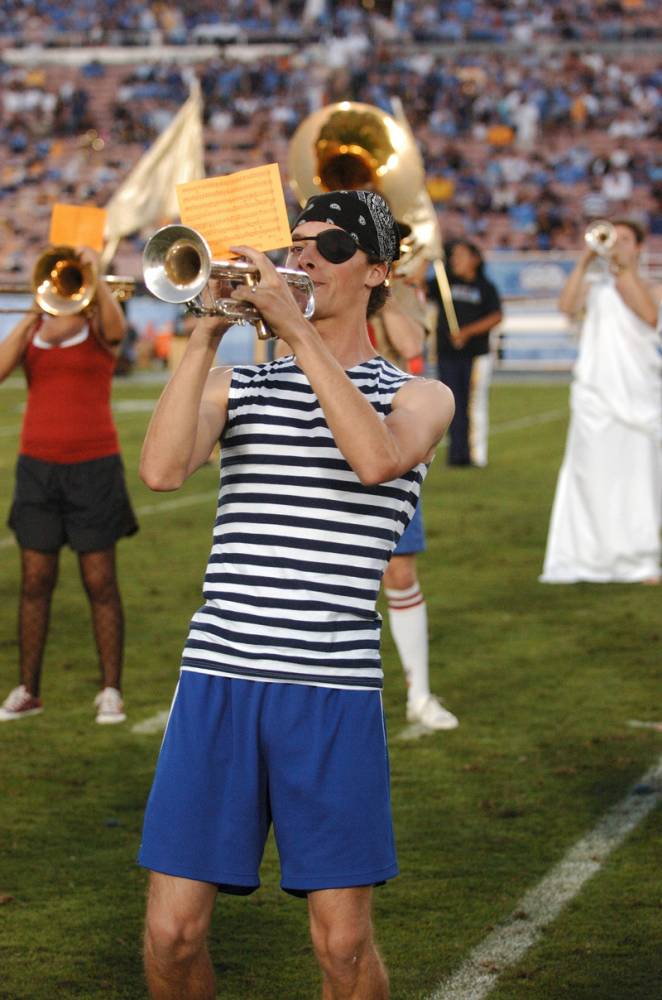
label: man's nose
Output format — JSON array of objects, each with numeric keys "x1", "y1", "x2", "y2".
[{"x1": 298, "y1": 243, "x2": 318, "y2": 269}]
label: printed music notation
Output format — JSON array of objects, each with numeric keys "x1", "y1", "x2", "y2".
[
  {"x1": 176, "y1": 164, "x2": 292, "y2": 259},
  {"x1": 49, "y1": 203, "x2": 107, "y2": 252}
]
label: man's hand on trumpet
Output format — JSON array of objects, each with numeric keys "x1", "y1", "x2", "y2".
[
  {"x1": 191, "y1": 272, "x2": 238, "y2": 347},
  {"x1": 229, "y1": 245, "x2": 314, "y2": 349}
]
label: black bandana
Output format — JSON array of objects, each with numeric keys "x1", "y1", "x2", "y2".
[{"x1": 292, "y1": 190, "x2": 401, "y2": 264}]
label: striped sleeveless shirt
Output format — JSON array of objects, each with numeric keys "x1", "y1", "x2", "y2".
[{"x1": 181, "y1": 355, "x2": 429, "y2": 690}]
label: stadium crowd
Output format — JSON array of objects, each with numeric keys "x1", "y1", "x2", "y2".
[
  {"x1": 1, "y1": 1, "x2": 660, "y2": 47},
  {"x1": 0, "y1": 0, "x2": 660, "y2": 279}
]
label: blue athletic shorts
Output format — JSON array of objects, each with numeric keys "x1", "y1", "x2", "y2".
[
  {"x1": 138, "y1": 671, "x2": 398, "y2": 896},
  {"x1": 394, "y1": 501, "x2": 425, "y2": 556}
]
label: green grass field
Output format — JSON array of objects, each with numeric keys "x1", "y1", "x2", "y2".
[{"x1": 0, "y1": 372, "x2": 660, "y2": 1000}]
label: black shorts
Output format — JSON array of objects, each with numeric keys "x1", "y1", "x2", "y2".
[{"x1": 8, "y1": 454, "x2": 139, "y2": 554}]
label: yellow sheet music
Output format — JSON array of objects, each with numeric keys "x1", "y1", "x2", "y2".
[
  {"x1": 176, "y1": 164, "x2": 292, "y2": 258},
  {"x1": 49, "y1": 203, "x2": 107, "y2": 252}
]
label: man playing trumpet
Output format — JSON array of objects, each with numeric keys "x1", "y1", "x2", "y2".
[
  {"x1": 0, "y1": 245, "x2": 137, "y2": 725},
  {"x1": 138, "y1": 191, "x2": 454, "y2": 999},
  {"x1": 541, "y1": 220, "x2": 662, "y2": 584}
]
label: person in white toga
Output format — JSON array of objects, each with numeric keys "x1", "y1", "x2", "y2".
[{"x1": 540, "y1": 219, "x2": 662, "y2": 584}]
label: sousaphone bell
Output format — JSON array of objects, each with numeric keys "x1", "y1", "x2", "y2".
[{"x1": 288, "y1": 99, "x2": 459, "y2": 336}]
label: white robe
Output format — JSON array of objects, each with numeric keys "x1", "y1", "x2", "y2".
[{"x1": 541, "y1": 278, "x2": 662, "y2": 583}]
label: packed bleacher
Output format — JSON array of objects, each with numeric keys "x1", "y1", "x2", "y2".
[
  {"x1": 1, "y1": 0, "x2": 660, "y2": 281},
  {"x1": 1, "y1": 1, "x2": 660, "y2": 47}
]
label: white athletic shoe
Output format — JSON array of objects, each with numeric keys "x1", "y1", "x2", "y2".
[
  {"x1": 0, "y1": 684, "x2": 44, "y2": 721},
  {"x1": 407, "y1": 694, "x2": 459, "y2": 731},
  {"x1": 94, "y1": 687, "x2": 126, "y2": 725}
]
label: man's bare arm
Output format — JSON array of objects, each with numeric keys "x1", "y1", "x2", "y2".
[
  {"x1": 229, "y1": 246, "x2": 454, "y2": 485},
  {"x1": 140, "y1": 321, "x2": 233, "y2": 491},
  {"x1": 293, "y1": 332, "x2": 454, "y2": 483}
]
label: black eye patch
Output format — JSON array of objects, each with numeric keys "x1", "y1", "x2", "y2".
[{"x1": 291, "y1": 229, "x2": 360, "y2": 264}]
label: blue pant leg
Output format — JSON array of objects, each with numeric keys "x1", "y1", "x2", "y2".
[{"x1": 438, "y1": 355, "x2": 472, "y2": 465}]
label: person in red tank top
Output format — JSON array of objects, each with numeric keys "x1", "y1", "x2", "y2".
[{"x1": 0, "y1": 246, "x2": 138, "y2": 725}]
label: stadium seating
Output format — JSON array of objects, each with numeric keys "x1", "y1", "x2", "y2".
[{"x1": 1, "y1": 1, "x2": 660, "y2": 280}]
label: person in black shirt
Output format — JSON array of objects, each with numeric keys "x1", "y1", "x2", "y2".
[{"x1": 428, "y1": 240, "x2": 502, "y2": 466}]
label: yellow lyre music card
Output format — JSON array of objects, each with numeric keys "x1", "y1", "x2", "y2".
[
  {"x1": 49, "y1": 203, "x2": 107, "y2": 252},
  {"x1": 176, "y1": 164, "x2": 292, "y2": 258}
]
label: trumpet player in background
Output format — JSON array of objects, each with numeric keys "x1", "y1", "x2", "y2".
[
  {"x1": 137, "y1": 190, "x2": 454, "y2": 1000},
  {"x1": 0, "y1": 245, "x2": 137, "y2": 724},
  {"x1": 541, "y1": 220, "x2": 662, "y2": 584}
]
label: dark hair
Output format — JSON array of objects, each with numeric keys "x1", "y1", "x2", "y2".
[
  {"x1": 611, "y1": 218, "x2": 647, "y2": 244},
  {"x1": 446, "y1": 238, "x2": 485, "y2": 277},
  {"x1": 366, "y1": 256, "x2": 390, "y2": 317}
]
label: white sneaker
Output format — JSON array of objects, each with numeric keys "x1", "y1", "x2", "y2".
[
  {"x1": 407, "y1": 694, "x2": 459, "y2": 730},
  {"x1": 94, "y1": 687, "x2": 126, "y2": 725},
  {"x1": 0, "y1": 684, "x2": 44, "y2": 721}
]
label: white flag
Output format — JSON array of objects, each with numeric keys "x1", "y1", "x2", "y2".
[{"x1": 102, "y1": 81, "x2": 204, "y2": 267}]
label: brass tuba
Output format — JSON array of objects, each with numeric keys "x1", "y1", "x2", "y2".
[
  {"x1": 287, "y1": 99, "x2": 459, "y2": 335},
  {"x1": 142, "y1": 224, "x2": 315, "y2": 341},
  {"x1": 288, "y1": 100, "x2": 441, "y2": 273}
]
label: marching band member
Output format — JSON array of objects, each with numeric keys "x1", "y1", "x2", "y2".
[
  {"x1": 137, "y1": 191, "x2": 454, "y2": 1000},
  {"x1": 541, "y1": 220, "x2": 662, "y2": 584},
  {"x1": 0, "y1": 246, "x2": 136, "y2": 725}
]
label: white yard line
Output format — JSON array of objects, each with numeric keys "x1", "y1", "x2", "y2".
[
  {"x1": 131, "y1": 709, "x2": 170, "y2": 734},
  {"x1": 134, "y1": 491, "x2": 217, "y2": 516},
  {"x1": 397, "y1": 722, "x2": 434, "y2": 742},
  {"x1": 626, "y1": 719, "x2": 662, "y2": 733},
  {"x1": 489, "y1": 408, "x2": 566, "y2": 436},
  {"x1": 426, "y1": 755, "x2": 662, "y2": 1000}
]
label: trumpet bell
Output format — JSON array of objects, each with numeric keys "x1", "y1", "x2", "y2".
[
  {"x1": 143, "y1": 224, "x2": 211, "y2": 303},
  {"x1": 142, "y1": 224, "x2": 315, "y2": 339},
  {"x1": 32, "y1": 245, "x2": 97, "y2": 316},
  {"x1": 585, "y1": 220, "x2": 616, "y2": 256}
]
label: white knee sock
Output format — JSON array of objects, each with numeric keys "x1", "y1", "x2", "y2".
[{"x1": 385, "y1": 583, "x2": 430, "y2": 706}]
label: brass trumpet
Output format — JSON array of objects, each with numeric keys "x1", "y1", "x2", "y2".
[
  {"x1": 584, "y1": 220, "x2": 617, "y2": 257},
  {"x1": 0, "y1": 247, "x2": 135, "y2": 315},
  {"x1": 32, "y1": 245, "x2": 97, "y2": 315},
  {"x1": 142, "y1": 224, "x2": 315, "y2": 341}
]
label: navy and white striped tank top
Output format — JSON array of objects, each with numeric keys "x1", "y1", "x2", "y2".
[{"x1": 180, "y1": 355, "x2": 429, "y2": 690}]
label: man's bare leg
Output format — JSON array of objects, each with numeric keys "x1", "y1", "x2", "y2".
[
  {"x1": 144, "y1": 871, "x2": 218, "y2": 1000},
  {"x1": 308, "y1": 887, "x2": 389, "y2": 1000}
]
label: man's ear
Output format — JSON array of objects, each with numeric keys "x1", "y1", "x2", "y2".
[{"x1": 365, "y1": 261, "x2": 389, "y2": 288}]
